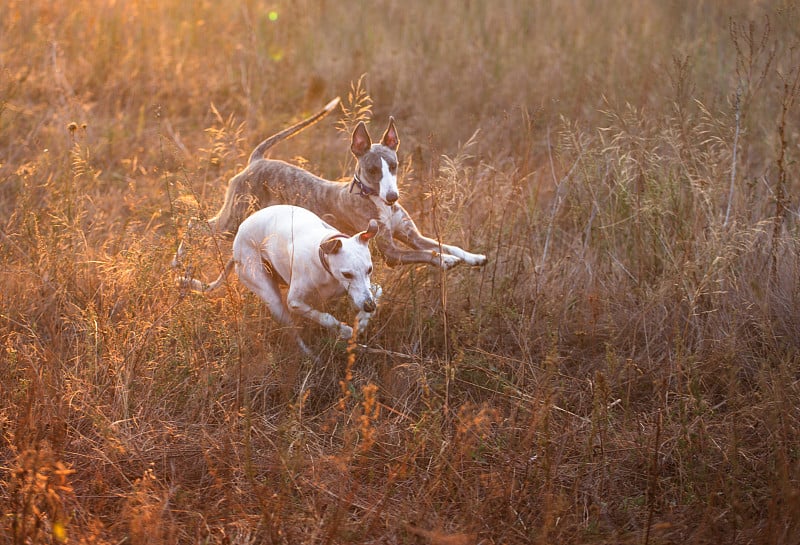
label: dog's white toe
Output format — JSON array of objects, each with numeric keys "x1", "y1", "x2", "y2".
[{"x1": 440, "y1": 254, "x2": 462, "y2": 270}]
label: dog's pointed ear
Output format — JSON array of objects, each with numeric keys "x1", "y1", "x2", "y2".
[
  {"x1": 359, "y1": 219, "x2": 379, "y2": 243},
  {"x1": 381, "y1": 117, "x2": 399, "y2": 151},
  {"x1": 351, "y1": 121, "x2": 372, "y2": 157},
  {"x1": 320, "y1": 238, "x2": 343, "y2": 255}
]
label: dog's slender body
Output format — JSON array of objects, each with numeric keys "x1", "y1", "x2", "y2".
[
  {"x1": 172, "y1": 97, "x2": 487, "y2": 273},
  {"x1": 181, "y1": 204, "x2": 379, "y2": 354}
]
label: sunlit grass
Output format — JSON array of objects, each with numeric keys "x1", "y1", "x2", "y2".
[{"x1": 1, "y1": 1, "x2": 799, "y2": 543}]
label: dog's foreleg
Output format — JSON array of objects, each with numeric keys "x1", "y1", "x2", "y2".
[
  {"x1": 355, "y1": 310, "x2": 372, "y2": 336},
  {"x1": 172, "y1": 217, "x2": 200, "y2": 269},
  {"x1": 433, "y1": 241, "x2": 487, "y2": 267},
  {"x1": 391, "y1": 212, "x2": 487, "y2": 267},
  {"x1": 287, "y1": 296, "x2": 353, "y2": 341},
  {"x1": 356, "y1": 284, "x2": 383, "y2": 335},
  {"x1": 172, "y1": 214, "x2": 225, "y2": 269},
  {"x1": 249, "y1": 286, "x2": 311, "y2": 354},
  {"x1": 236, "y1": 256, "x2": 311, "y2": 354},
  {"x1": 375, "y1": 236, "x2": 461, "y2": 270}
]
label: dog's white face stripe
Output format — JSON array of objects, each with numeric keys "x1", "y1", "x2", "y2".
[{"x1": 379, "y1": 157, "x2": 398, "y2": 203}]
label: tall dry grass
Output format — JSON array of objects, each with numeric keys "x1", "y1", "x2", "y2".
[{"x1": 2, "y1": 0, "x2": 800, "y2": 543}]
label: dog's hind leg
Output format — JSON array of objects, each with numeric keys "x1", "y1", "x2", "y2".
[
  {"x1": 172, "y1": 182, "x2": 252, "y2": 270},
  {"x1": 177, "y1": 258, "x2": 235, "y2": 293},
  {"x1": 172, "y1": 217, "x2": 198, "y2": 269},
  {"x1": 171, "y1": 214, "x2": 226, "y2": 270}
]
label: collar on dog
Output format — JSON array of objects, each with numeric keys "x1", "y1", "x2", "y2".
[
  {"x1": 319, "y1": 247, "x2": 334, "y2": 276},
  {"x1": 349, "y1": 172, "x2": 375, "y2": 199},
  {"x1": 318, "y1": 234, "x2": 349, "y2": 277}
]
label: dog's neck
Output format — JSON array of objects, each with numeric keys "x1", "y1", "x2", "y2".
[{"x1": 349, "y1": 172, "x2": 374, "y2": 199}]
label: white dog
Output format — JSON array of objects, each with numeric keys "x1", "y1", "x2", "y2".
[{"x1": 180, "y1": 204, "x2": 379, "y2": 354}]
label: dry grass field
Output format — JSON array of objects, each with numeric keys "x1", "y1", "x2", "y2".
[{"x1": 2, "y1": 1, "x2": 800, "y2": 543}]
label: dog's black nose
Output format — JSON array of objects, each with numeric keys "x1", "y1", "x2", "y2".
[
  {"x1": 385, "y1": 191, "x2": 398, "y2": 205},
  {"x1": 363, "y1": 299, "x2": 377, "y2": 313}
]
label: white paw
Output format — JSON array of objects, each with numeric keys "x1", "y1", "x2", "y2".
[
  {"x1": 338, "y1": 323, "x2": 354, "y2": 340},
  {"x1": 439, "y1": 254, "x2": 462, "y2": 270},
  {"x1": 354, "y1": 284, "x2": 381, "y2": 335},
  {"x1": 463, "y1": 253, "x2": 488, "y2": 267},
  {"x1": 357, "y1": 313, "x2": 372, "y2": 336}
]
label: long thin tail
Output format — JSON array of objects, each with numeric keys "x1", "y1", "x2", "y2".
[
  {"x1": 177, "y1": 259, "x2": 236, "y2": 294},
  {"x1": 248, "y1": 97, "x2": 341, "y2": 164}
]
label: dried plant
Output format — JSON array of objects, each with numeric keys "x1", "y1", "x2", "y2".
[
  {"x1": 2, "y1": 2, "x2": 799, "y2": 544},
  {"x1": 336, "y1": 73, "x2": 372, "y2": 138}
]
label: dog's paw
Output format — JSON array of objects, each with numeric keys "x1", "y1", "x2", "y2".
[
  {"x1": 176, "y1": 275, "x2": 203, "y2": 292},
  {"x1": 338, "y1": 323, "x2": 354, "y2": 340},
  {"x1": 439, "y1": 254, "x2": 462, "y2": 270},
  {"x1": 463, "y1": 253, "x2": 488, "y2": 267},
  {"x1": 357, "y1": 313, "x2": 373, "y2": 336}
]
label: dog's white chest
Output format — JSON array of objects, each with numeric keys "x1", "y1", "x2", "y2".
[{"x1": 377, "y1": 202, "x2": 400, "y2": 230}]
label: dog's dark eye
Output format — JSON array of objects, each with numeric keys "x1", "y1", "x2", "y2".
[
  {"x1": 367, "y1": 266, "x2": 373, "y2": 275},
  {"x1": 389, "y1": 163, "x2": 397, "y2": 174},
  {"x1": 342, "y1": 272, "x2": 354, "y2": 280},
  {"x1": 368, "y1": 166, "x2": 380, "y2": 177}
]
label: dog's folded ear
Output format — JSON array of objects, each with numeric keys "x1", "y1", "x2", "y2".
[
  {"x1": 359, "y1": 219, "x2": 379, "y2": 243},
  {"x1": 381, "y1": 117, "x2": 399, "y2": 151},
  {"x1": 320, "y1": 238, "x2": 343, "y2": 255},
  {"x1": 351, "y1": 122, "x2": 372, "y2": 157}
]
